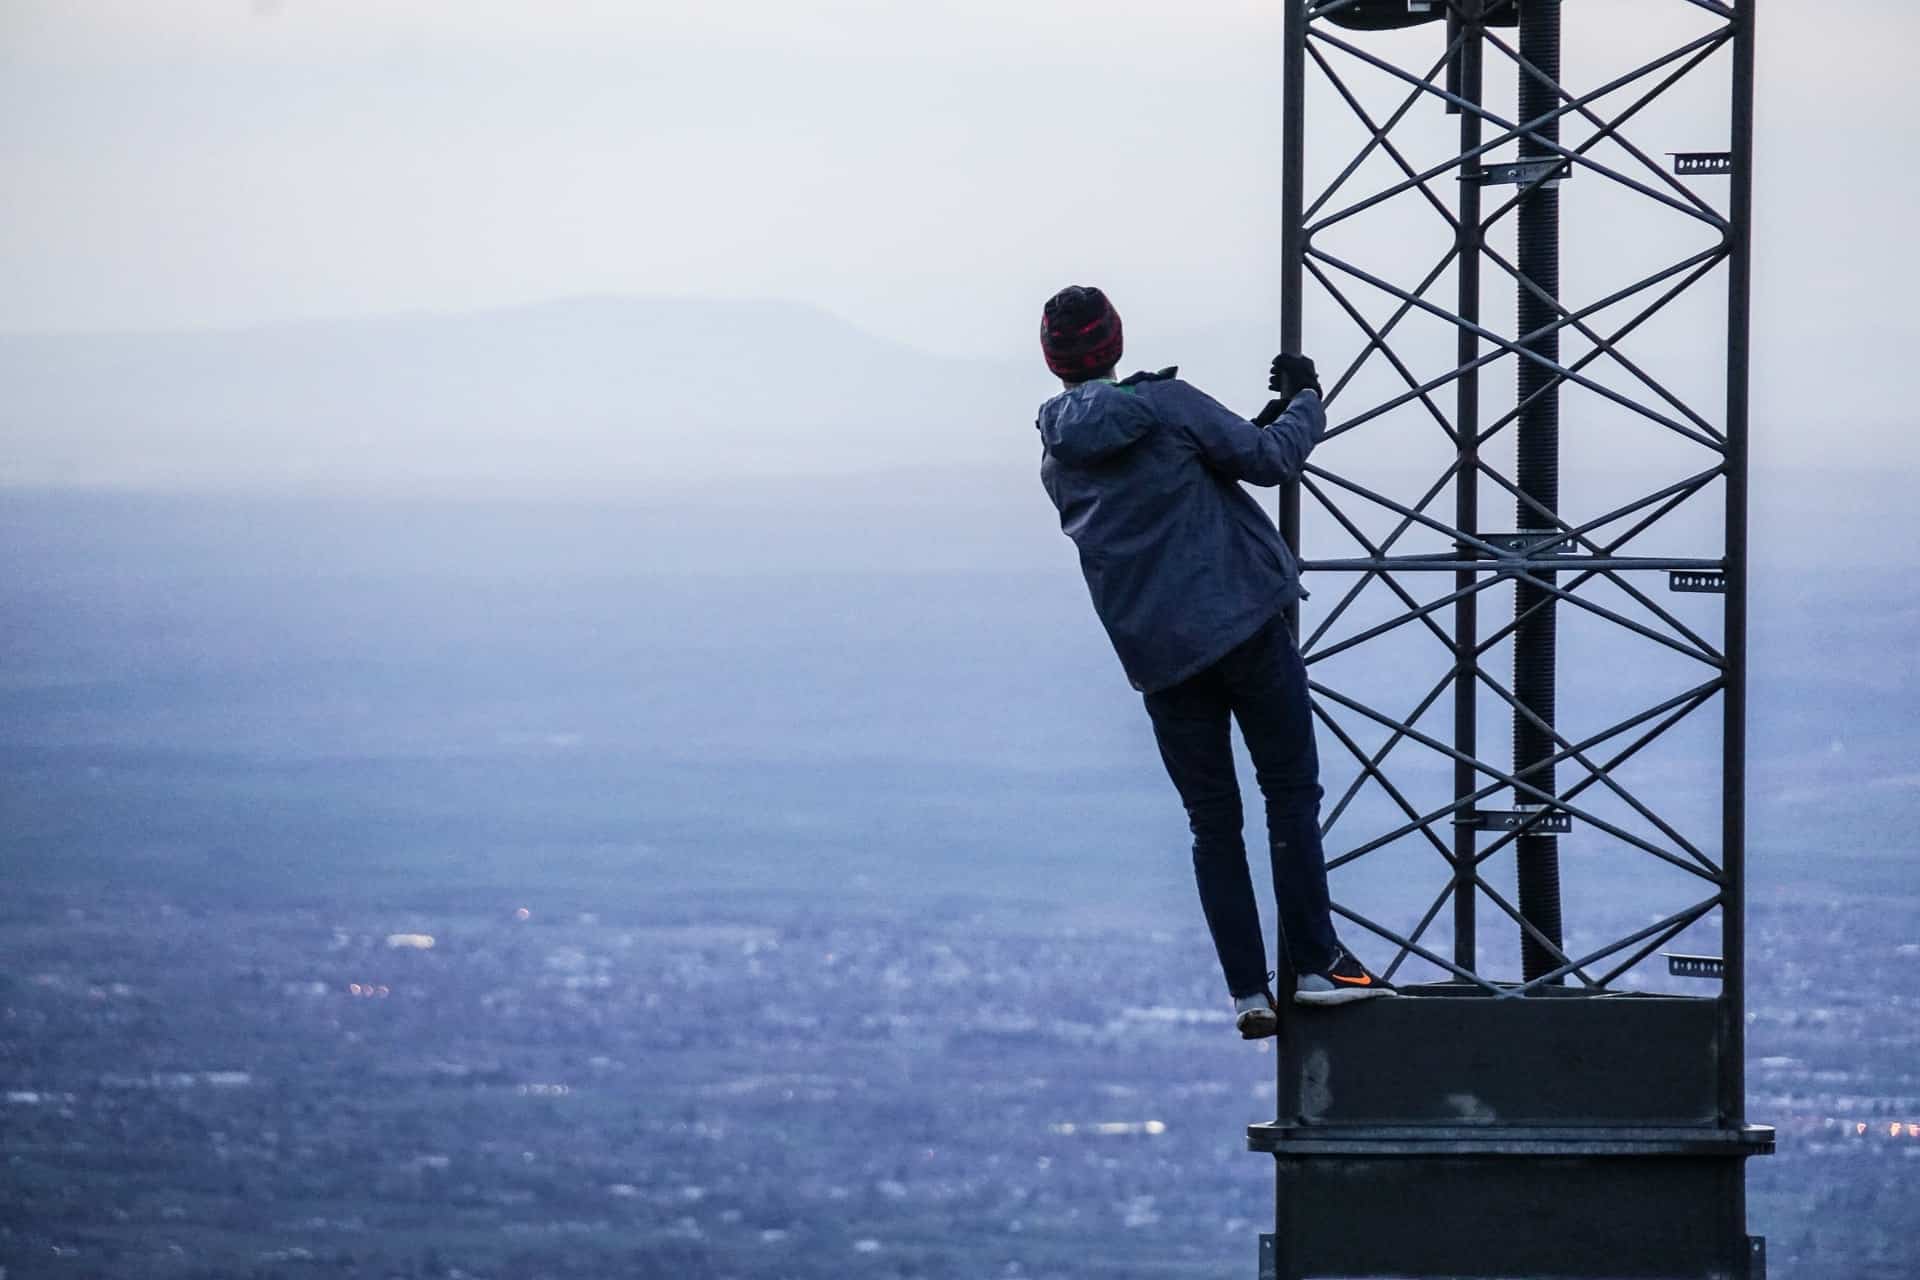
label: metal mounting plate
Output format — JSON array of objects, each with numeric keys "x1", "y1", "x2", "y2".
[
  {"x1": 1468, "y1": 808, "x2": 1572, "y2": 834},
  {"x1": 1471, "y1": 531, "x2": 1580, "y2": 555},
  {"x1": 1463, "y1": 157, "x2": 1571, "y2": 186},
  {"x1": 1670, "y1": 570, "x2": 1727, "y2": 593},
  {"x1": 1668, "y1": 953, "x2": 1726, "y2": 979}
]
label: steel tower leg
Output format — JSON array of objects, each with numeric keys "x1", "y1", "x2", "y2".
[
  {"x1": 1279, "y1": 0, "x2": 1307, "y2": 647},
  {"x1": 1451, "y1": 2, "x2": 1485, "y2": 977},
  {"x1": 1720, "y1": 0, "x2": 1758, "y2": 1131},
  {"x1": 1511, "y1": 0, "x2": 1565, "y2": 983}
]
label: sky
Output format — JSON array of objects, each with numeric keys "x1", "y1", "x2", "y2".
[{"x1": 1, "y1": 0, "x2": 1916, "y2": 464}]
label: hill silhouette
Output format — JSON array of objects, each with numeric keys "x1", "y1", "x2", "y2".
[{"x1": 0, "y1": 296, "x2": 1037, "y2": 496}]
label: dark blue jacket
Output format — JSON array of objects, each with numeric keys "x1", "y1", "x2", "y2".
[{"x1": 1037, "y1": 368, "x2": 1324, "y2": 693}]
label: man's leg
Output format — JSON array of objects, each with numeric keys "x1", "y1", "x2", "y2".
[
  {"x1": 1219, "y1": 616, "x2": 1341, "y2": 978},
  {"x1": 1142, "y1": 667, "x2": 1271, "y2": 999}
]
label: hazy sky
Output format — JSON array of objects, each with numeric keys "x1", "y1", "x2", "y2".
[{"x1": 2, "y1": 1, "x2": 1915, "y2": 458}]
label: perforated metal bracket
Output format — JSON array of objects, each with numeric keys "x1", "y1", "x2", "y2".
[
  {"x1": 1669, "y1": 570, "x2": 1727, "y2": 593},
  {"x1": 1667, "y1": 953, "x2": 1726, "y2": 979},
  {"x1": 1672, "y1": 151, "x2": 1734, "y2": 175},
  {"x1": 1464, "y1": 809, "x2": 1573, "y2": 834},
  {"x1": 1464, "y1": 157, "x2": 1571, "y2": 187}
]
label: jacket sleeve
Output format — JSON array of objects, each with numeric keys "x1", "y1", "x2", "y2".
[{"x1": 1158, "y1": 380, "x2": 1324, "y2": 487}]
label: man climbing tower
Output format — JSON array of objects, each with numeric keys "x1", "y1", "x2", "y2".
[{"x1": 1034, "y1": 285, "x2": 1395, "y2": 1038}]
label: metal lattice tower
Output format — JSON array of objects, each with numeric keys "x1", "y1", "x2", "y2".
[{"x1": 1252, "y1": 3, "x2": 1771, "y2": 1276}]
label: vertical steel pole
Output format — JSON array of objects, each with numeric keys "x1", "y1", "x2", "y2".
[
  {"x1": 1720, "y1": 0, "x2": 1757, "y2": 1129},
  {"x1": 1452, "y1": 3, "x2": 1485, "y2": 977},
  {"x1": 1273, "y1": 16, "x2": 1310, "y2": 1269},
  {"x1": 1511, "y1": 0, "x2": 1565, "y2": 983},
  {"x1": 1279, "y1": 0, "x2": 1307, "y2": 643}
]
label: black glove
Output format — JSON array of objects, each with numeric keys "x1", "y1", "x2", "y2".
[
  {"x1": 1252, "y1": 397, "x2": 1289, "y2": 428},
  {"x1": 1268, "y1": 352, "x2": 1322, "y2": 401}
]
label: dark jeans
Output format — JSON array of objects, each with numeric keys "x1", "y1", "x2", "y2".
[{"x1": 1142, "y1": 613, "x2": 1339, "y2": 998}]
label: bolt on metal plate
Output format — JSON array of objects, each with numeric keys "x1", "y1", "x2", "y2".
[{"x1": 1463, "y1": 157, "x2": 1571, "y2": 186}]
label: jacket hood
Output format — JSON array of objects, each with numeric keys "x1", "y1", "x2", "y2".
[{"x1": 1037, "y1": 373, "x2": 1167, "y2": 465}]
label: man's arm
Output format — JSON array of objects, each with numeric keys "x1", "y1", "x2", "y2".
[{"x1": 1158, "y1": 380, "x2": 1325, "y2": 487}]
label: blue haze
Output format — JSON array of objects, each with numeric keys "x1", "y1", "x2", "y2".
[{"x1": 1, "y1": 481, "x2": 1912, "y2": 917}]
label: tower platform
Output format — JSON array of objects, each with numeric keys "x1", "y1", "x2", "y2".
[{"x1": 1250, "y1": 987, "x2": 1772, "y2": 1279}]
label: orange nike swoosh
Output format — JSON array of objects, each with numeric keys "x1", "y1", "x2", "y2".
[{"x1": 1330, "y1": 973, "x2": 1374, "y2": 986}]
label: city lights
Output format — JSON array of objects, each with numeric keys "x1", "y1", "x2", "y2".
[
  {"x1": 1047, "y1": 1121, "x2": 1167, "y2": 1138},
  {"x1": 1844, "y1": 1119, "x2": 1918, "y2": 1141}
]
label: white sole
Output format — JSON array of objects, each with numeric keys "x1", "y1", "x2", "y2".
[
  {"x1": 1236, "y1": 1013, "x2": 1279, "y2": 1039},
  {"x1": 1294, "y1": 986, "x2": 1396, "y2": 1007}
]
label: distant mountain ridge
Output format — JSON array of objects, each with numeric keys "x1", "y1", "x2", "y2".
[{"x1": 0, "y1": 296, "x2": 1039, "y2": 496}]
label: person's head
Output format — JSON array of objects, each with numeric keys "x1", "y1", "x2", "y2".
[{"x1": 1040, "y1": 285, "x2": 1123, "y2": 386}]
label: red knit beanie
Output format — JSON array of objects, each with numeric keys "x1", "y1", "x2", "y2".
[{"x1": 1040, "y1": 286, "x2": 1124, "y2": 381}]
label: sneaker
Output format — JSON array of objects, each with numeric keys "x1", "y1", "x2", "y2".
[
  {"x1": 1232, "y1": 989, "x2": 1278, "y2": 1039},
  {"x1": 1293, "y1": 946, "x2": 1396, "y2": 1007}
]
